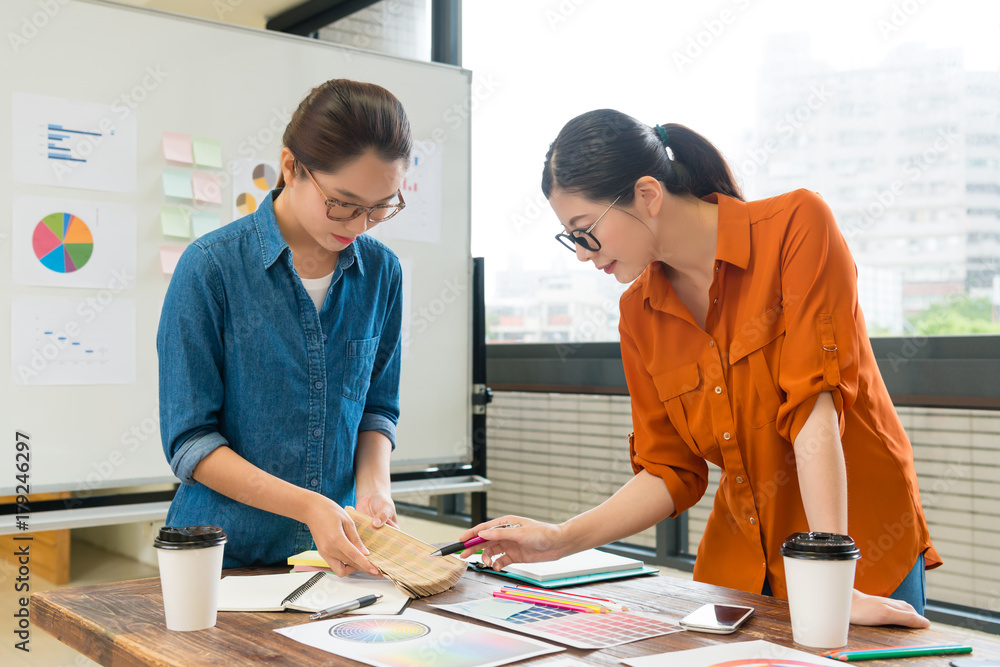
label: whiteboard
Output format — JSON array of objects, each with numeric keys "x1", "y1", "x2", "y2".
[{"x1": 0, "y1": 0, "x2": 472, "y2": 496}]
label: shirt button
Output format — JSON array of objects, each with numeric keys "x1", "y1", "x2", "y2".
[
  {"x1": 715, "y1": 266, "x2": 720, "y2": 272},
  {"x1": 749, "y1": 517, "x2": 756, "y2": 525},
  {"x1": 310, "y1": 478, "x2": 319, "y2": 487},
  {"x1": 723, "y1": 432, "x2": 732, "y2": 440},
  {"x1": 708, "y1": 340, "x2": 715, "y2": 348},
  {"x1": 314, "y1": 381, "x2": 323, "y2": 389},
  {"x1": 715, "y1": 386, "x2": 722, "y2": 394},
  {"x1": 312, "y1": 428, "x2": 321, "y2": 438},
  {"x1": 713, "y1": 298, "x2": 718, "y2": 304},
  {"x1": 736, "y1": 476, "x2": 744, "y2": 483},
  {"x1": 322, "y1": 334, "x2": 328, "y2": 342}
]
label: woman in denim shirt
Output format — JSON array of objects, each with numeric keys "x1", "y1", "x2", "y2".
[{"x1": 157, "y1": 79, "x2": 409, "y2": 574}]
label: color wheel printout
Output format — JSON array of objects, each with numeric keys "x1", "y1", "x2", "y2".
[{"x1": 274, "y1": 608, "x2": 562, "y2": 667}]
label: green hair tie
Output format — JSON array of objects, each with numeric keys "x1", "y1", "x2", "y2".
[{"x1": 653, "y1": 124, "x2": 670, "y2": 147}]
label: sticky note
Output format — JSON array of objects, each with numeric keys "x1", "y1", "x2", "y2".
[
  {"x1": 192, "y1": 210, "x2": 221, "y2": 238},
  {"x1": 192, "y1": 136, "x2": 223, "y2": 168},
  {"x1": 160, "y1": 206, "x2": 191, "y2": 239},
  {"x1": 162, "y1": 131, "x2": 193, "y2": 164},
  {"x1": 159, "y1": 246, "x2": 185, "y2": 275},
  {"x1": 162, "y1": 168, "x2": 193, "y2": 200},
  {"x1": 192, "y1": 171, "x2": 222, "y2": 204}
]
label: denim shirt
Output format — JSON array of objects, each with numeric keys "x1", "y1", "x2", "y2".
[{"x1": 157, "y1": 190, "x2": 402, "y2": 568}]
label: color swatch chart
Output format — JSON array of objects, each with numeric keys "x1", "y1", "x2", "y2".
[
  {"x1": 33, "y1": 212, "x2": 94, "y2": 273},
  {"x1": 436, "y1": 599, "x2": 683, "y2": 650}
]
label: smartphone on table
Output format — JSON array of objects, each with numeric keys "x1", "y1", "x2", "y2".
[{"x1": 679, "y1": 603, "x2": 755, "y2": 634}]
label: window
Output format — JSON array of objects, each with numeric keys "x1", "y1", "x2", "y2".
[{"x1": 466, "y1": 1, "x2": 1000, "y2": 339}]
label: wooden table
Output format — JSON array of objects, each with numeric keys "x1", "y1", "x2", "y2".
[{"x1": 33, "y1": 566, "x2": 1000, "y2": 666}]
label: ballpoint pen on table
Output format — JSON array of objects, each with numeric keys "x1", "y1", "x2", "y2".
[
  {"x1": 308, "y1": 594, "x2": 382, "y2": 621},
  {"x1": 430, "y1": 523, "x2": 522, "y2": 557}
]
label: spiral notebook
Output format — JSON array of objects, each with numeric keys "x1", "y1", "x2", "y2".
[{"x1": 217, "y1": 571, "x2": 409, "y2": 614}]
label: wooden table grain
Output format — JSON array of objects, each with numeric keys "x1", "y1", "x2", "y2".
[{"x1": 32, "y1": 566, "x2": 1000, "y2": 667}]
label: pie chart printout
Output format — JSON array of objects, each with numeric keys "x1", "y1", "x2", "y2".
[
  {"x1": 253, "y1": 163, "x2": 276, "y2": 190},
  {"x1": 235, "y1": 192, "x2": 257, "y2": 216},
  {"x1": 32, "y1": 212, "x2": 94, "y2": 273}
]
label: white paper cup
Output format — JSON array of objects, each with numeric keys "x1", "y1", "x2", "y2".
[
  {"x1": 781, "y1": 532, "x2": 860, "y2": 649},
  {"x1": 154, "y1": 526, "x2": 227, "y2": 631}
]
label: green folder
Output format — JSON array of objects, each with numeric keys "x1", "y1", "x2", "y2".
[{"x1": 467, "y1": 561, "x2": 659, "y2": 588}]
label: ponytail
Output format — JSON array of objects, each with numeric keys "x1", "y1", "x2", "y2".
[{"x1": 541, "y1": 109, "x2": 742, "y2": 204}]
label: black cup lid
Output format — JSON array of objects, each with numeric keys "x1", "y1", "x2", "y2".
[
  {"x1": 780, "y1": 532, "x2": 860, "y2": 560},
  {"x1": 154, "y1": 526, "x2": 227, "y2": 548}
]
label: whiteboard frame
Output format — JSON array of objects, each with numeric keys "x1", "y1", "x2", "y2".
[{"x1": 0, "y1": 0, "x2": 473, "y2": 496}]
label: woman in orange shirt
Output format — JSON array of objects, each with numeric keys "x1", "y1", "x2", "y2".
[{"x1": 460, "y1": 109, "x2": 939, "y2": 628}]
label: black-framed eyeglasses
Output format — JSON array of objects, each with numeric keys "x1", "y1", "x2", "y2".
[
  {"x1": 554, "y1": 194, "x2": 622, "y2": 252},
  {"x1": 302, "y1": 164, "x2": 406, "y2": 224}
]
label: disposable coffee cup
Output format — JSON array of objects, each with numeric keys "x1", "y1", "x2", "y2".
[
  {"x1": 154, "y1": 526, "x2": 227, "y2": 631},
  {"x1": 781, "y1": 532, "x2": 861, "y2": 648}
]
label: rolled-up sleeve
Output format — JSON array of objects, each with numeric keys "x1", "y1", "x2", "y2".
[
  {"x1": 620, "y1": 312, "x2": 708, "y2": 516},
  {"x1": 360, "y1": 256, "x2": 402, "y2": 449},
  {"x1": 775, "y1": 190, "x2": 862, "y2": 444},
  {"x1": 157, "y1": 244, "x2": 230, "y2": 484}
]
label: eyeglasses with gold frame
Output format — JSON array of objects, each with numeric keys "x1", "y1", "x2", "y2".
[{"x1": 301, "y1": 163, "x2": 406, "y2": 224}]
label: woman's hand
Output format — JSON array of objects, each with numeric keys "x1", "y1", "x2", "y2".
[
  {"x1": 302, "y1": 495, "x2": 380, "y2": 578},
  {"x1": 356, "y1": 491, "x2": 399, "y2": 529},
  {"x1": 850, "y1": 589, "x2": 930, "y2": 628},
  {"x1": 458, "y1": 516, "x2": 565, "y2": 571}
]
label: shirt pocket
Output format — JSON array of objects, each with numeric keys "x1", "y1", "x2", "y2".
[
  {"x1": 342, "y1": 336, "x2": 380, "y2": 402},
  {"x1": 652, "y1": 362, "x2": 702, "y2": 449},
  {"x1": 729, "y1": 308, "x2": 785, "y2": 428}
]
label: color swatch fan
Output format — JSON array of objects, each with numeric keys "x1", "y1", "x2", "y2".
[{"x1": 345, "y1": 508, "x2": 465, "y2": 599}]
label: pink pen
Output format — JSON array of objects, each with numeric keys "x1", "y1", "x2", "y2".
[{"x1": 430, "y1": 523, "x2": 521, "y2": 557}]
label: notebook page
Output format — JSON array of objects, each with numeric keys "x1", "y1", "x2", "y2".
[
  {"x1": 290, "y1": 572, "x2": 411, "y2": 615},
  {"x1": 217, "y1": 571, "x2": 319, "y2": 612}
]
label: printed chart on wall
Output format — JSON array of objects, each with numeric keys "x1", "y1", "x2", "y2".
[
  {"x1": 11, "y1": 296, "x2": 136, "y2": 386},
  {"x1": 275, "y1": 609, "x2": 561, "y2": 667},
  {"x1": 622, "y1": 640, "x2": 845, "y2": 667},
  {"x1": 11, "y1": 196, "x2": 137, "y2": 289},
  {"x1": 11, "y1": 92, "x2": 138, "y2": 193},
  {"x1": 377, "y1": 144, "x2": 443, "y2": 244},
  {"x1": 231, "y1": 158, "x2": 279, "y2": 219}
]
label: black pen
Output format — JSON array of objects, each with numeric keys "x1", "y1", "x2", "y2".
[{"x1": 308, "y1": 594, "x2": 382, "y2": 621}]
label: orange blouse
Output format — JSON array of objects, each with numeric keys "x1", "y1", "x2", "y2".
[{"x1": 620, "y1": 189, "x2": 940, "y2": 599}]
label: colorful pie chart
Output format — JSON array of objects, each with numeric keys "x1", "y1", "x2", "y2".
[
  {"x1": 32, "y1": 212, "x2": 94, "y2": 273},
  {"x1": 235, "y1": 192, "x2": 257, "y2": 215},
  {"x1": 253, "y1": 163, "x2": 277, "y2": 190}
]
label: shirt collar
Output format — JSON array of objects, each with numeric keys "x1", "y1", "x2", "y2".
[
  {"x1": 704, "y1": 192, "x2": 750, "y2": 270},
  {"x1": 640, "y1": 192, "x2": 751, "y2": 312},
  {"x1": 254, "y1": 189, "x2": 364, "y2": 276}
]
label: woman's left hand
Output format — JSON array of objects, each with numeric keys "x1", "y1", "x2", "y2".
[
  {"x1": 355, "y1": 491, "x2": 399, "y2": 529},
  {"x1": 850, "y1": 589, "x2": 930, "y2": 628}
]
